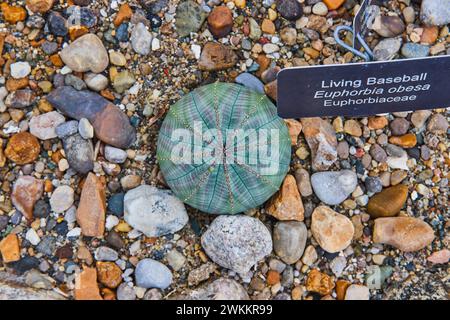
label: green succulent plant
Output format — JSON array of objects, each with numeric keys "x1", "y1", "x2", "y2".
[{"x1": 157, "y1": 82, "x2": 291, "y2": 214}]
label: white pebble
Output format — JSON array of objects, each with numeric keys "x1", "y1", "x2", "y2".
[
  {"x1": 78, "y1": 118, "x2": 94, "y2": 139},
  {"x1": 151, "y1": 38, "x2": 160, "y2": 51},
  {"x1": 106, "y1": 215, "x2": 120, "y2": 231},
  {"x1": 312, "y1": 2, "x2": 328, "y2": 16},
  {"x1": 26, "y1": 228, "x2": 40, "y2": 245},
  {"x1": 10, "y1": 61, "x2": 31, "y2": 79},
  {"x1": 58, "y1": 159, "x2": 69, "y2": 171},
  {"x1": 262, "y1": 43, "x2": 279, "y2": 54},
  {"x1": 67, "y1": 227, "x2": 81, "y2": 238},
  {"x1": 191, "y1": 44, "x2": 202, "y2": 59}
]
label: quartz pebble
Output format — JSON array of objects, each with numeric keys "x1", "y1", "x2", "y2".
[
  {"x1": 29, "y1": 111, "x2": 65, "y2": 140},
  {"x1": 10, "y1": 62, "x2": 31, "y2": 79}
]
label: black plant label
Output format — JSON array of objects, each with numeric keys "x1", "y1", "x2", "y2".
[{"x1": 277, "y1": 55, "x2": 450, "y2": 118}]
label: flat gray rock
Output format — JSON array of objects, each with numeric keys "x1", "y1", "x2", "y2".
[
  {"x1": 201, "y1": 215, "x2": 272, "y2": 275},
  {"x1": 135, "y1": 259, "x2": 173, "y2": 289},
  {"x1": 62, "y1": 133, "x2": 94, "y2": 174},
  {"x1": 273, "y1": 221, "x2": 307, "y2": 265},
  {"x1": 311, "y1": 170, "x2": 357, "y2": 205},
  {"x1": 421, "y1": 0, "x2": 450, "y2": 26},
  {"x1": 178, "y1": 278, "x2": 249, "y2": 300},
  {"x1": 124, "y1": 185, "x2": 188, "y2": 237}
]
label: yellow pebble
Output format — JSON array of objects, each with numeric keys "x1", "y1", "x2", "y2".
[
  {"x1": 198, "y1": 251, "x2": 208, "y2": 263},
  {"x1": 115, "y1": 221, "x2": 131, "y2": 232},
  {"x1": 234, "y1": 0, "x2": 246, "y2": 9},
  {"x1": 268, "y1": 8, "x2": 277, "y2": 21}
]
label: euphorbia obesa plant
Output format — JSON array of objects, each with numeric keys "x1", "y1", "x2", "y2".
[{"x1": 157, "y1": 82, "x2": 290, "y2": 214}]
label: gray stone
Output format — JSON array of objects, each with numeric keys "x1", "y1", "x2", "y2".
[
  {"x1": 427, "y1": 113, "x2": 449, "y2": 134},
  {"x1": 273, "y1": 221, "x2": 307, "y2": 265},
  {"x1": 84, "y1": 73, "x2": 108, "y2": 92},
  {"x1": 131, "y1": 23, "x2": 153, "y2": 55},
  {"x1": 143, "y1": 288, "x2": 162, "y2": 300},
  {"x1": 124, "y1": 185, "x2": 189, "y2": 237},
  {"x1": 50, "y1": 185, "x2": 74, "y2": 213},
  {"x1": 62, "y1": 134, "x2": 94, "y2": 174},
  {"x1": 401, "y1": 43, "x2": 430, "y2": 59},
  {"x1": 373, "y1": 38, "x2": 402, "y2": 61},
  {"x1": 276, "y1": 0, "x2": 303, "y2": 21},
  {"x1": 0, "y1": 215, "x2": 9, "y2": 231},
  {"x1": 0, "y1": 272, "x2": 66, "y2": 300},
  {"x1": 78, "y1": 118, "x2": 94, "y2": 139},
  {"x1": 386, "y1": 144, "x2": 406, "y2": 157},
  {"x1": 281, "y1": 266, "x2": 294, "y2": 287},
  {"x1": 116, "y1": 283, "x2": 136, "y2": 300},
  {"x1": 94, "y1": 246, "x2": 118, "y2": 261},
  {"x1": 175, "y1": 0, "x2": 207, "y2": 37},
  {"x1": 365, "y1": 176, "x2": 383, "y2": 194},
  {"x1": 294, "y1": 168, "x2": 313, "y2": 197},
  {"x1": 411, "y1": 110, "x2": 432, "y2": 128},
  {"x1": 311, "y1": 170, "x2": 358, "y2": 205},
  {"x1": 179, "y1": 278, "x2": 249, "y2": 300},
  {"x1": 135, "y1": 259, "x2": 173, "y2": 289},
  {"x1": 24, "y1": 270, "x2": 55, "y2": 290},
  {"x1": 235, "y1": 73, "x2": 264, "y2": 94},
  {"x1": 390, "y1": 118, "x2": 410, "y2": 136},
  {"x1": 269, "y1": 259, "x2": 286, "y2": 273},
  {"x1": 421, "y1": 0, "x2": 450, "y2": 26},
  {"x1": 64, "y1": 74, "x2": 87, "y2": 91},
  {"x1": 104, "y1": 145, "x2": 127, "y2": 163},
  {"x1": 330, "y1": 256, "x2": 346, "y2": 277},
  {"x1": 166, "y1": 249, "x2": 186, "y2": 271},
  {"x1": 201, "y1": 215, "x2": 272, "y2": 274},
  {"x1": 55, "y1": 120, "x2": 79, "y2": 139},
  {"x1": 371, "y1": 15, "x2": 405, "y2": 38},
  {"x1": 370, "y1": 143, "x2": 387, "y2": 163},
  {"x1": 36, "y1": 236, "x2": 56, "y2": 256},
  {"x1": 42, "y1": 41, "x2": 58, "y2": 55}
]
